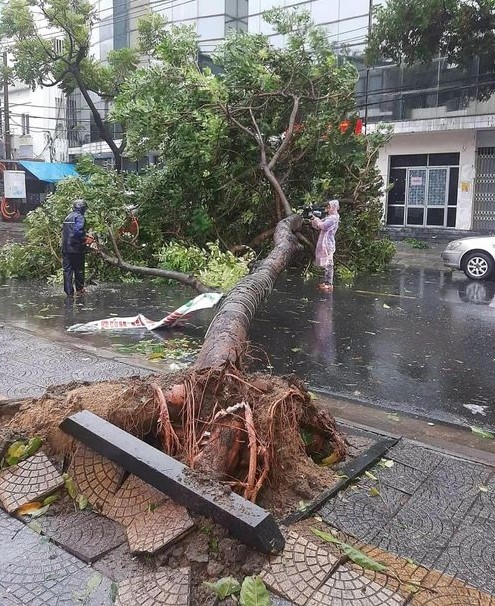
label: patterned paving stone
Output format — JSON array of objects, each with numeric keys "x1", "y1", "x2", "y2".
[
  {"x1": 32, "y1": 509, "x2": 127, "y2": 562},
  {"x1": 411, "y1": 569, "x2": 495, "y2": 605},
  {"x1": 307, "y1": 565, "x2": 403, "y2": 605},
  {"x1": 126, "y1": 501, "x2": 194, "y2": 554},
  {"x1": 260, "y1": 530, "x2": 339, "y2": 606},
  {"x1": 115, "y1": 567, "x2": 190, "y2": 606},
  {"x1": 0, "y1": 510, "x2": 41, "y2": 566},
  {"x1": 0, "y1": 529, "x2": 113, "y2": 604},
  {"x1": 376, "y1": 505, "x2": 455, "y2": 568},
  {"x1": 433, "y1": 514, "x2": 495, "y2": 595},
  {"x1": 0, "y1": 452, "x2": 64, "y2": 513},
  {"x1": 375, "y1": 461, "x2": 429, "y2": 495},
  {"x1": 68, "y1": 444, "x2": 125, "y2": 511},
  {"x1": 320, "y1": 480, "x2": 409, "y2": 543},
  {"x1": 386, "y1": 441, "x2": 444, "y2": 473},
  {"x1": 103, "y1": 474, "x2": 167, "y2": 526},
  {"x1": 427, "y1": 457, "x2": 492, "y2": 492}
]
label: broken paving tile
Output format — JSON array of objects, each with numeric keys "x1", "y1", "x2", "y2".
[
  {"x1": 126, "y1": 501, "x2": 194, "y2": 554},
  {"x1": 103, "y1": 474, "x2": 166, "y2": 526},
  {"x1": 30, "y1": 509, "x2": 126, "y2": 563},
  {"x1": 115, "y1": 566, "x2": 190, "y2": 606},
  {"x1": 307, "y1": 565, "x2": 403, "y2": 605},
  {"x1": 260, "y1": 530, "x2": 339, "y2": 606},
  {"x1": 68, "y1": 444, "x2": 124, "y2": 510},
  {"x1": 0, "y1": 452, "x2": 64, "y2": 513},
  {"x1": 92, "y1": 543, "x2": 157, "y2": 583}
]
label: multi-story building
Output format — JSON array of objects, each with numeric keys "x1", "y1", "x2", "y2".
[
  {"x1": 249, "y1": 0, "x2": 495, "y2": 234},
  {"x1": 65, "y1": 0, "x2": 495, "y2": 233},
  {"x1": 67, "y1": 0, "x2": 249, "y2": 166}
]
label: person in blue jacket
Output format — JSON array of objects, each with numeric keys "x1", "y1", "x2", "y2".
[{"x1": 62, "y1": 199, "x2": 88, "y2": 297}]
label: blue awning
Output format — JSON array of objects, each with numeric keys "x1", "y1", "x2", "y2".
[{"x1": 18, "y1": 161, "x2": 78, "y2": 183}]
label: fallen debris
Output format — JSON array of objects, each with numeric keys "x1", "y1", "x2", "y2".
[{"x1": 66, "y1": 292, "x2": 223, "y2": 333}]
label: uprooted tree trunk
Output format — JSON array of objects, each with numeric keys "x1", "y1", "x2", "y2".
[{"x1": 152, "y1": 214, "x2": 347, "y2": 503}]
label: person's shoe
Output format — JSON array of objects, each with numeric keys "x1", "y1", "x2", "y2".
[
  {"x1": 319, "y1": 283, "x2": 333, "y2": 292},
  {"x1": 75, "y1": 289, "x2": 86, "y2": 296}
]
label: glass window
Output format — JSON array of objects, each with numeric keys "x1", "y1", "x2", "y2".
[
  {"x1": 407, "y1": 208, "x2": 424, "y2": 225},
  {"x1": 391, "y1": 154, "x2": 428, "y2": 168},
  {"x1": 427, "y1": 208, "x2": 445, "y2": 226},
  {"x1": 408, "y1": 169, "x2": 427, "y2": 206},
  {"x1": 428, "y1": 153, "x2": 460, "y2": 166},
  {"x1": 387, "y1": 206, "x2": 404, "y2": 225},
  {"x1": 388, "y1": 169, "x2": 406, "y2": 204},
  {"x1": 427, "y1": 169, "x2": 447, "y2": 206}
]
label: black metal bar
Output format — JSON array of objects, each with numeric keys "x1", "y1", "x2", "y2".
[
  {"x1": 281, "y1": 437, "x2": 399, "y2": 526},
  {"x1": 60, "y1": 411, "x2": 285, "y2": 554}
]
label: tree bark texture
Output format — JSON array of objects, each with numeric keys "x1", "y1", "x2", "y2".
[{"x1": 194, "y1": 214, "x2": 303, "y2": 370}]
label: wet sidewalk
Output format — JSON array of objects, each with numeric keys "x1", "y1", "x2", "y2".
[{"x1": 0, "y1": 307, "x2": 494, "y2": 603}]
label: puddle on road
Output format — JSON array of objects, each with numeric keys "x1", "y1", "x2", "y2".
[{"x1": 1, "y1": 267, "x2": 495, "y2": 429}]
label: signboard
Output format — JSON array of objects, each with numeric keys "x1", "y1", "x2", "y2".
[
  {"x1": 410, "y1": 176, "x2": 424, "y2": 186},
  {"x1": 461, "y1": 181, "x2": 471, "y2": 193},
  {"x1": 3, "y1": 170, "x2": 26, "y2": 199}
]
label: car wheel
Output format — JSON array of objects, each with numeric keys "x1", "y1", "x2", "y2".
[{"x1": 463, "y1": 252, "x2": 494, "y2": 281}]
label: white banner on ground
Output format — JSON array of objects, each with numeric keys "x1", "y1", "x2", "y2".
[{"x1": 67, "y1": 292, "x2": 223, "y2": 333}]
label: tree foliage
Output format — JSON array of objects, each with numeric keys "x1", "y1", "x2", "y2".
[
  {"x1": 112, "y1": 10, "x2": 393, "y2": 274},
  {"x1": 367, "y1": 0, "x2": 495, "y2": 71},
  {"x1": 0, "y1": 0, "x2": 141, "y2": 168},
  {"x1": 2, "y1": 10, "x2": 394, "y2": 284}
]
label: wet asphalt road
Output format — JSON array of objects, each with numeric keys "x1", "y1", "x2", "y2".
[{"x1": 1, "y1": 266, "x2": 494, "y2": 429}]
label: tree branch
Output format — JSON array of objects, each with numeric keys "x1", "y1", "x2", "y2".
[
  {"x1": 269, "y1": 95, "x2": 300, "y2": 169},
  {"x1": 93, "y1": 245, "x2": 218, "y2": 294},
  {"x1": 71, "y1": 67, "x2": 122, "y2": 171}
]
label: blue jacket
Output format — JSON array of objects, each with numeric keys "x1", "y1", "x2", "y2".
[{"x1": 62, "y1": 210, "x2": 86, "y2": 254}]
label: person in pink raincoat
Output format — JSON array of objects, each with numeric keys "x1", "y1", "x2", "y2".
[{"x1": 311, "y1": 199, "x2": 340, "y2": 291}]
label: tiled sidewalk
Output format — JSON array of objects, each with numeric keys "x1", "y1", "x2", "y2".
[{"x1": 0, "y1": 325, "x2": 151, "y2": 400}]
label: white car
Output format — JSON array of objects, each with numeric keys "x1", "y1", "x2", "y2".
[{"x1": 442, "y1": 236, "x2": 495, "y2": 280}]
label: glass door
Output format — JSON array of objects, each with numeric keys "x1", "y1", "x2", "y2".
[{"x1": 406, "y1": 169, "x2": 427, "y2": 225}]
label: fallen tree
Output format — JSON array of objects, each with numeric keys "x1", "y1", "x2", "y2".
[{"x1": 2, "y1": 10, "x2": 396, "y2": 509}]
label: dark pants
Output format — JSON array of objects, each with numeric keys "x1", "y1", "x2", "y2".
[{"x1": 62, "y1": 252, "x2": 85, "y2": 296}]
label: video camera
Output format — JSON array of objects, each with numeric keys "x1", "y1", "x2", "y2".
[{"x1": 301, "y1": 205, "x2": 327, "y2": 221}]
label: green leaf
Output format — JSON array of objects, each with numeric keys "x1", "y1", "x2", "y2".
[
  {"x1": 43, "y1": 493, "x2": 60, "y2": 505},
  {"x1": 311, "y1": 527, "x2": 341, "y2": 545},
  {"x1": 479, "y1": 485, "x2": 489, "y2": 493},
  {"x1": 85, "y1": 573, "x2": 102, "y2": 593},
  {"x1": 77, "y1": 494, "x2": 89, "y2": 510},
  {"x1": 386, "y1": 413, "x2": 400, "y2": 422},
  {"x1": 30, "y1": 504, "x2": 50, "y2": 518},
  {"x1": 339, "y1": 543, "x2": 387, "y2": 572},
  {"x1": 204, "y1": 577, "x2": 241, "y2": 600},
  {"x1": 64, "y1": 474, "x2": 78, "y2": 499},
  {"x1": 377, "y1": 459, "x2": 394, "y2": 469},
  {"x1": 369, "y1": 487, "x2": 381, "y2": 497},
  {"x1": 364, "y1": 470, "x2": 378, "y2": 481},
  {"x1": 110, "y1": 582, "x2": 119, "y2": 603},
  {"x1": 27, "y1": 520, "x2": 43, "y2": 534},
  {"x1": 470, "y1": 426, "x2": 494, "y2": 439},
  {"x1": 239, "y1": 576, "x2": 270, "y2": 606}
]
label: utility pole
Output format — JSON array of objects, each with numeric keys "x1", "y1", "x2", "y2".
[
  {"x1": 3, "y1": 51, "x2": 10, "y2": 160},
  {"x1": 364, "y1": 0, "x2": 373, "y2": 134}
]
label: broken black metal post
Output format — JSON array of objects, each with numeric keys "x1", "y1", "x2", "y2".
[{"x1": 60, "y1": 411, "x2": 285, "y2": 554}]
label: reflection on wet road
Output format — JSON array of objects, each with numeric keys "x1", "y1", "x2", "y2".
[
  {"x1": 1, "y1": 267, "x2": 494, "y2": 429},
  {"x1": 250, "y1": 269, "x2": 495, "y2": 429}
]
